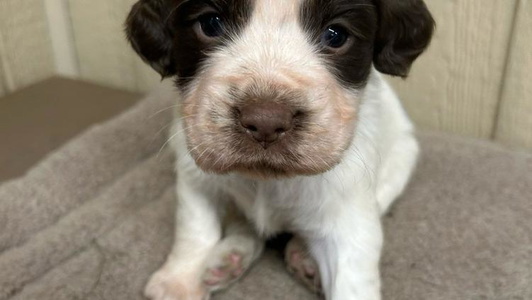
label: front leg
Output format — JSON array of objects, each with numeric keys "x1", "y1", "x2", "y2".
[
  {"x1": 307, "y1": 199, "x2": 383, "y2": 300},
  {"x1": 145, "y1": 177, "x2": 222, "y2": 300},
  {"x1": 202, "y1": 206, "x2": 264, "y2": 292}
]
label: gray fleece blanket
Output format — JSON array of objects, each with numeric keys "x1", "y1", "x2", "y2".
[{"x1": 1, "y1": 84, "x2": 531, "y2": 300}]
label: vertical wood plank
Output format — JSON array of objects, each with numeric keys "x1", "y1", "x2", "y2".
[
  {"x1": 67, "y1": 0, "x2": 160, "y2": 93},
  {"x1": 388, "y1": 0, "x2": 517, "y2": 139},
  {"x1": 44, "y1": 0, "x2": 80, "y2": 77},
  {"x1": 0, "y1": 72, "x2": 6, "y2": 97},
  {"x1": 495, "y1": 0, "x2": 532, "y2": 150},
  {"x1": 0, "y1": 0, "x2": 56, "y2": 92}
]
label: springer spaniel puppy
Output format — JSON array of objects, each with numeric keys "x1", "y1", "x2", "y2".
[{"x1": 126, "y1": 0, "x2": 434, "y2": 299}]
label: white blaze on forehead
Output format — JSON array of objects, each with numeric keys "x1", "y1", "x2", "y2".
[
  {"x1": 214, "y1": 0, "x2": 326, "y2": 83},
  {"x1": 247, "y1": 0, "x2": 310, "y2": 57},
  {"x1": 253, "y1": 0, "x2": 302, "y2": 23}
]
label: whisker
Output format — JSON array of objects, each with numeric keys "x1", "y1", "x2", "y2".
[
  {"x1": 157, "y1": 122, "x2": 210, "y2": 159},
  {"x1": 148, "y1": 104, "x2": 180, "y2": 120},
  {"x1": 157, "y1": 131, "x2": 181, "y2": 158},
  {"x1": 177, "y1": 139, "x2": 212, "y2": 162},
  {"x1": 150, "y1": 120, "x2": 174, "y2": 144},
  {"x1": 195, "y1": 147, "x2": 215, "y2": 165}
]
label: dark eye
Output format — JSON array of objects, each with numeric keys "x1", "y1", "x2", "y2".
[
  {"x1": 321, "y1": 25, "x2": 349, "y2": 49},
  {"x1": 198, "y1": 13, "x2": 224, "y2": 38}
]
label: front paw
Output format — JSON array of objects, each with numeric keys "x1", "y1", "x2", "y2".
[
  {"x1": 145, "y1": 267, "x2": 209, "y2": 300},
  {"x1": 201, "y1": 235, "x2": 262, "y2": 292}
]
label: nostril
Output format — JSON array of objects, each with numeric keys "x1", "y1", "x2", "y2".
[
  {"x1": 275, "y1": 127, "x2": 287, "y2": 134},
  {"x1": 294, "y1": 110, "x2": 304, "y2": 119},
  {"x1": 246, "y1": 124, "x2": 258, "y2": 132}
]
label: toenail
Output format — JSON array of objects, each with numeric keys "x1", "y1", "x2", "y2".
[
  {"x1": 210, "y1": 268, "x2": 224, "y2": 277},
  {"x1": 229, "y1": 253, "x2": 242, "y2": 265},
  {"x1": 304, "y1": 265, "x2": 316, "y2": 276},
  {"x1": 290, "y1": 251, "x2": 302, "y2": 263},
  {"x1": 204, "y1": 278, "x2": 219, "y2": 286}
]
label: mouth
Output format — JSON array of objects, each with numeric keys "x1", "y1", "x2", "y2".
[
  {"x1": 201, "y1": 157, "x2": 332, "y2": 179},
  {"x1": 233, "y1": 162, "x2": 295, "y2": 179},
  {"x1": 189, "y1": 134, "x2": 341, "y2": 179}
]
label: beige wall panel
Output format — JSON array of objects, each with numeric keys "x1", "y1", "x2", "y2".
[
  {"x1": 134, "y1": 59, "x2": 164, "y2": 93},
  {"x1": 0, "y1": 0, "x2": 55, "y2": 93},
  {"x1": 0, "y1": 74, "x2": 6, "y2": 97},
  {"x1": 68, "y1": 0, "x2": 160, "y2": 93},
  {"x1": 495, "y1": 0, "x2": 532, "y2": 150},
  {"x1": 388, "y1": 0, "x2": 516, "y2": 139}
]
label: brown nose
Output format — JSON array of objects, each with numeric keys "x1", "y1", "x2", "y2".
[{"x1": 239, "y1": 102, "x2": 294, "y2": 148}]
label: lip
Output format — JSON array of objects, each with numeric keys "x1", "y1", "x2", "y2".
[{"x1": 192, "y1": 145, "x2": 339, "y2": 179}]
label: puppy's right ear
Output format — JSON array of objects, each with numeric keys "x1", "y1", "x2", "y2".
[
  {"x1": 125, "y1": 0, "x2": 177, "y2": 77},
  {"x1": 373, "y1": 0, "x2": 435, "y2": 77}
]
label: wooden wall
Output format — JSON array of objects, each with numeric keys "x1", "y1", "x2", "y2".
[
  {"x1": 494, "y1": 0, "x2": 532, "y2": 149},
  {"x1": 0, "y1": 0, "x2": 56, "y2": 96},
  {"x1": 0, "y1": 0, "x2": 531, "y2": 150},
  {"x1": 389, "y1": 0, "x2": 517, "y2": 140},
  {"x1": 67, "y1": 0, "x2": 160, "y2": 93}
]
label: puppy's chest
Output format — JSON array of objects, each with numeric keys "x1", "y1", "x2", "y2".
[{"x1": 220, "y1": 178, "x2": 318, "y2": 236}]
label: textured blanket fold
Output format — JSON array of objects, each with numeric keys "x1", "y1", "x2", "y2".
[{"x1": 1, "y1": 82, "x2": 531, "y2": 300}]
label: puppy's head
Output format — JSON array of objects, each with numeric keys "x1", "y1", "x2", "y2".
[{"x1": 126, "y1": 0, "x2": 434, "y2": 178}]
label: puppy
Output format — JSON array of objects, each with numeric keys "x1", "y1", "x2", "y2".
[{"x1": 126, "y1": 0, "x2": 434, "y2": 299}]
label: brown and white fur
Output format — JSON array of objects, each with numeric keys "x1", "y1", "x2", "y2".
[{"x1": 126, "y1": 0, "x2": 434, "y2": 299}]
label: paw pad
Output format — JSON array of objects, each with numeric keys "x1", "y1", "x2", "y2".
[
  {"x1": 202, "y1": 251, "x2": 247, "y2": 290},
  {"x1": 285, "y1": 238, "x2": 323, "y2": 294}
]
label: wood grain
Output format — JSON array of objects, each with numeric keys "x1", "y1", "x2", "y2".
[
  {"x1": 44, "y1": 0, "x2": 80, "y2": 77},
  {"x1": 495, "y1": 0, "x2": 532, "y2": 150},
  {"x1": 0, "y1": 0, "x2": 55, "y2": 93},
  {"x1": 0, "y1": 73, "x2": 6, "y2": 97},
  {"x1": 67, "y1": 0, "x2": 160, "y2": 93},
  {"x1": 388, "y1": 0, "x2": 517, "y2": 139}
]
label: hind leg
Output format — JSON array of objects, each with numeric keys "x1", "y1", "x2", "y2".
[
  {"x1": 285, "y1": 236, "x2": 322, "y2": 294},
  {"x1": 376, "y1": 135, "x2": 419, "y2": 214}
]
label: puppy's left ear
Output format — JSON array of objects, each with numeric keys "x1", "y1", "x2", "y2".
[{"x1": 373, "y1": 0, "x2": 435, "y2": 77}]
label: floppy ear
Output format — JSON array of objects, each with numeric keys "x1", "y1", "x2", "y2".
[
  {"x1": 373, "y1": 0, "x2": 435, "y2": 77},
  {"x1": 125, "y1": 0, "x2": 177, "y2": 77}
]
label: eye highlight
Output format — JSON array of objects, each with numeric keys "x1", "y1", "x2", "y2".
[
  {"x1": 321, "y1": 25, "x2": 350, "y2": 50},
  {"x1": 197, "y1": 13, "x2": 224, "y2": 38}
]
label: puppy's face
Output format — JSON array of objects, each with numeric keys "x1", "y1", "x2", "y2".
[{"x1": 127, "y1": 0, "x2": 434, "y2": 178}]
